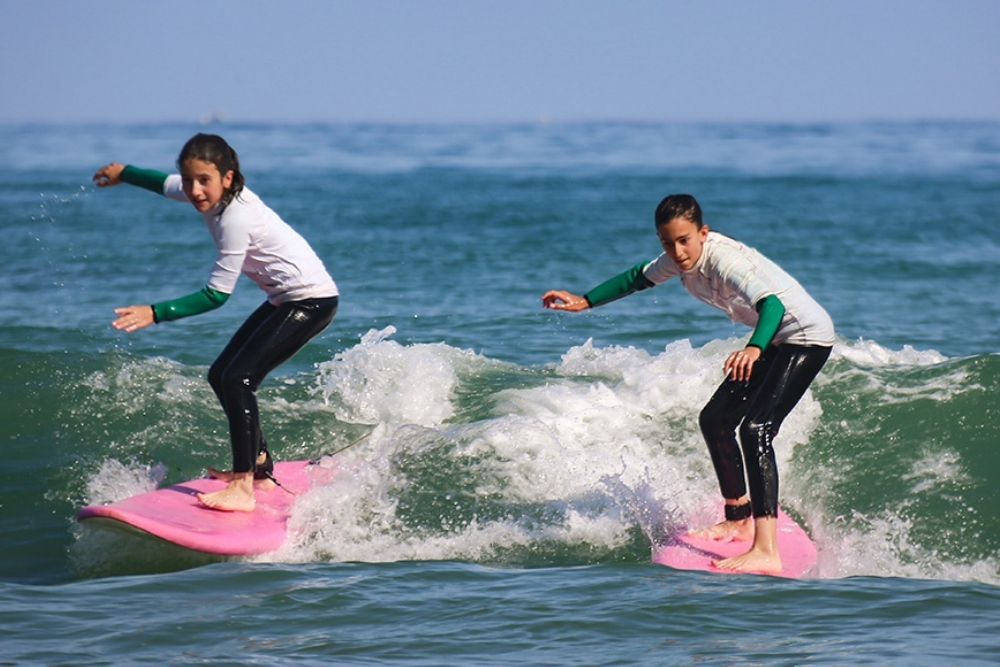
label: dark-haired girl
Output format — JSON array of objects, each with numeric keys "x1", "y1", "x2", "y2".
[
  {"x1": 94, "y1": 133, "x2": 339, "y2": 512},
  {"x1": 542, "y1": 194, "x2": 834, "y2": 573}
]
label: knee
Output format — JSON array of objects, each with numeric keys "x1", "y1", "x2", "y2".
[
  {"x1": 210, "y1": 365, "x2": 249, "y2": 399},
  {"x1": 698, "y1": 404, "x2": 717, "y2": 437},
  {"x1": 739, "y1": 417, "x2": 774, "y2": 451},
  {"x1": 699, "y1": 401, "x2": 737, "y2": 439},
  {"x1": 207, "y1": 363, "x2": 223, "y2": 395}
]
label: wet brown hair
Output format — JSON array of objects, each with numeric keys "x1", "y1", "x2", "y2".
[
  {"x1": 177, "y1": 133, "x2": 245, "y2": 207},
  {"x1": 654, "y1": 194, "x2": 702, "y2": 228}
]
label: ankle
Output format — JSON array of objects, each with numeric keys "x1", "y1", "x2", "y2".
[{"x1": 724, "y1": 501, "x2": 752, "y2": 522}]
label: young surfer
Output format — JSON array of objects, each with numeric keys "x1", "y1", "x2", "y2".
[
  {"x1": 93, "y1": 133, "x2": 339, "y2": 513},
  {"x1": 542, "y1": 194, "x2": 834, "y2": 573}
]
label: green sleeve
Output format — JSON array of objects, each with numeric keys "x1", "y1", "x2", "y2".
[
  {"x1": 747, "y1": 294, "x2": 785, "y2": 350},
  {"x1": 121, "y1": 165, "x2": 169, "y2": 195},
  {"x1": 584, "y1": 262, "x2": 655, "y2": 308},
  {"x1": 151, "y1": 287, "x2": 229, "y2": 323}
]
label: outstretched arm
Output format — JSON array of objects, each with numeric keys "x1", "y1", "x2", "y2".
[
  {"x1": 542, "y1": 262, "x2": 655, "y2": 313},
  {"x1": 112, "y1": 287, "x2": 230, "y2": 333},
  {"x1": 93, "y1": 163, "x2": 169, "y2": 194}
]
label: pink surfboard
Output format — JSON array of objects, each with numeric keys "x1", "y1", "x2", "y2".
[
  {"x1": 652, "y1": 506, "x2": 817, "y2": 578},
  {"x1": 77, "y1": 460, "x2": 334, "y2": 555}
]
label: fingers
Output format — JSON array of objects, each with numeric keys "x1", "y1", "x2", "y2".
[
  {"x1": 112, "y1": 305, "x2": 153, "y2": 333},
  {"x1": 93, "y1": 162, "x2": 124, "y2": 187},
  {"x1": 541, "y1": 290, "x2": 566, "y2": 308},
  {"x1": 725, "y1": 347, "x2": 761, "y2": 382}
]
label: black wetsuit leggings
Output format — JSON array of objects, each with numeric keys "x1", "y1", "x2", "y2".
[
  {"x1": 208, "y1": 296, "x2": 338, "y2": 473},
  {"x1": 699, "y1": 343, "x2": 831, "y2": 519}
]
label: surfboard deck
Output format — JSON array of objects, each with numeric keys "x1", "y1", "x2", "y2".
[
  {"x1": 77, "y1": 459, "x2": 334, "y2": 555},
  {"x1": 652, "y1": 506, "x2": 817, "y2": 578}
]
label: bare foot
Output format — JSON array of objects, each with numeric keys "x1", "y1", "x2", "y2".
[
  {"x1": 713, "y1": 546, "x2": 783, "y2": 574},
  {"x1": 712, "y1": 515, "x2": 782, "y2": 574},
  {"x1": 208, "y1": 467, "x2": 276, "y2": 491},
  {"x1": 687, "y1": 518, "x2": 754, "y2": 542},
  {"x1": 198, "y1": 473, "x2": 255, "y2": 512}
]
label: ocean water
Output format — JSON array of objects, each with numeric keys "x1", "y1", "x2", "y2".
[{"x1": 2, "y1": 121, "x2": 999, "y2": 665}]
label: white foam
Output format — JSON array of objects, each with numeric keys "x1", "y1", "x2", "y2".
[
  {"x1": 266, "y1": 334, "x2": 827, "y2": 567},
  {"x1": 82, "y1": 356, "x2": 201, "y2": 415},
  {"x1": 79, "y1": 331, "x2": 995, "y2": 584},
  {"x1": 313, "y1": 326, "x2": 478, "y2": 428},
  {"x1": 83, "y1": 459, "x2": 167, "y2": 505},
  {"x1": 823, "y1": 339, "x2": 975, "y2": 405},
  {"x1": 902, "y1": 449, "x2": 972, "y2": 495},
  {"x1": 809, "y1": 506, "x2": 1000, "y2": 584},
  {"x1": 835, "y1": 338, "x2": 948, "y2": 367}
]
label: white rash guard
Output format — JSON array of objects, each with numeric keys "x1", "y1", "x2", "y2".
[
  {"x1": 163, "y1": 175, "x2": 338, "y2": 304},
  {"x1": 643, "y1": 231, "x2": 835, "y2": 347}
]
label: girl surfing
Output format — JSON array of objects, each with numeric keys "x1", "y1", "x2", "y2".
[
  {"x1": 94, "y1": 133, "x2": 339, "y2": 513},
  {"x1": 542, "y1": 194, "x2": 834, "y2": 573}
]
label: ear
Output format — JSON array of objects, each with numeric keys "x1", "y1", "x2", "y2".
[
  {"x1": 700, "y1": 224, "x2": 710, "y2": 241},
  {"x1": 222, "y1": 170, "x2": 234, "y2": 189}
]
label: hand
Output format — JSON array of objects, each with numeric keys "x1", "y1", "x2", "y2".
[
  {"x1": 724, "y1": 346, "x2": 761, "y2": 382},
  {"x1": 113, "y1": 305, "x2": 155, "y2": 333},
  {"x1": 542, "y1": 290, "x2": 589, "y2": 312},
  {"x1": 93, "y1": 162, "x2": 126, "y2": 188}
]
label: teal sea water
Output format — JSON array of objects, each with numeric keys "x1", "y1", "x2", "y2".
[{"x1": 2, "y1": 122, "x2": 999, "y2": 665}]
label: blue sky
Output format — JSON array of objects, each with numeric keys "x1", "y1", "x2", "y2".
[{"x1": 2, "y1": 1, "x2": 998, "y2": 124}]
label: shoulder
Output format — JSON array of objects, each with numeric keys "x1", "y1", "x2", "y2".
[
  {"x1": 219, "y1": 187, "x2": 263, "y2": 218},
  {"x1": 231, "y1": 186, "x2": 261, "y2": 207},
  {"x1": 705, "y1": 230, "x2": 746, "y2": 251},
  {"x1": 162, "y1": 174, "x2": 188, "y2": 202},
  {"x1": 700, "y1": 231, "x2": 770, "y2": 283},
  {"x1": 643, "y1": 251, "x2": 680, "y2": 284},
  {"x1": 706, "y1": 230, "x2": 764, "y2": 260},
  {"x1": 702, "y1": 231, "x2": 748, "y2": 264}
]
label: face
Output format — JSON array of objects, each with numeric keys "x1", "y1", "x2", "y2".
[
  {"x1": 656, "y1": 216, "x2": 709, "y2": 271},
  {"x1": 180, "y1": 158, "x2": 234, "y2": 212}
]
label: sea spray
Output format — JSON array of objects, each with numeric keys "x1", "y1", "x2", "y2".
[
  {"x1": 259, "y1": 331, "x2": 824, "y2": 569},
  {"x1": 65, "y1": 329, "x2": 1000, "y2": 583}
]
